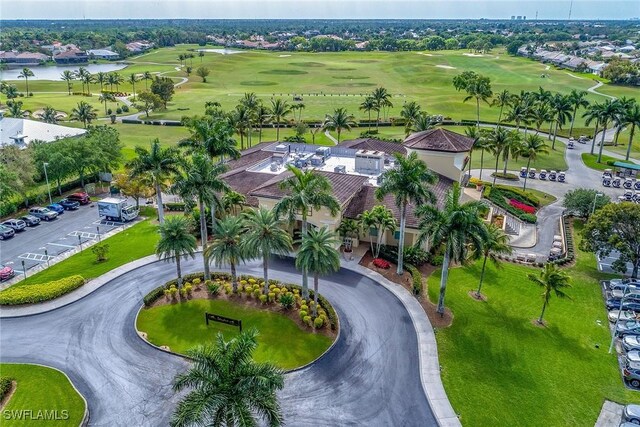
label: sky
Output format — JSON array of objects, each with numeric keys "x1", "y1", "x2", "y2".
[{"x1": 1, "y1": 0, "x2": 639, "y2": 20}]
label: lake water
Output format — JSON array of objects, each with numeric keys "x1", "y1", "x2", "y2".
[
  {"x1": 196, "y1": 48, "x2": 244, "y2": 55},
  {"x1": 0, "y1": 63, "x2": 129, "y2": 81}
]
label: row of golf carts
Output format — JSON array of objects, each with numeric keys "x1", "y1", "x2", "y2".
[
  {"x1": 603, "y1": 169, "x2": 640, "y2": 191},
  {"x1": 519, "y1": 167, "x2": 566, "y2": 182},
  {"x1": 566, "y1": 135, "x2": 590, "y2": 149}
]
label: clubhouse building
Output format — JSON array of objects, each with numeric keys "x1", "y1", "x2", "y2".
[{"x1": 221, "y1": 129, "x2": 474, "y2": 248}]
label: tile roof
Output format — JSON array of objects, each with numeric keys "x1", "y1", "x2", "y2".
[
  {"x1": 223, "y1": 142, "x2": 276, "y2": 173},
  {"x1": 337, "y1": 138, "x2": 407, "y2": 156},
  {"x1": 220, "y1": 169, "x2": 274, "y2": 207},
  {"x1": 403, "y1": 128, "x2": 475, "y2": 153}
]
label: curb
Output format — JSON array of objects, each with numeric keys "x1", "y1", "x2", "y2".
[{"x1": 1, "y1": 362, "x2": 90, "y2": 426}]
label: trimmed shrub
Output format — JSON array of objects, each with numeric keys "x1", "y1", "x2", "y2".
[
  {"x1": 0, "y1": 275, "x2": 85, "y2": 305},
  {"x1": 431, "y1": 255, "x2": 444, "y2": 267},
  {"x1": 303, "y1": 316, "x2": 313, "y2": 326},
  {"x1": 185, "y1": 284, "x2": 193, "y2": 295},
  {"x1": 0, "y1": 377, "x2": 13, "y2": 401},
  {"x1": 268, "y1": 292, "x2": 276, "y2": 302},
  {"x1": 300, "y1": 304, "x2": 309, "y2": 312},
  {"x1": 144, "y1": 285, "x2": 165, "y2": 306},
  {"x1": 259, "y1": 294, "x2": 268, "y2": 304},
  {"x1": 299, "y1": 310, "x2": 308, "y2": 319},
  {"x1": 314, "y1": 316, "x2": 324, "y2": 328},
  {"x1": 280, "y1": 293, "x2": 295, "y2": 310},
  {"x1": 406, "y1": 264, "x2": 423, "y2": 296}
]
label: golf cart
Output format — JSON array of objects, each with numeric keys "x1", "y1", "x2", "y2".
[
  {"x1": 520, "y1": 167, "x2": 528, "y2": 178},
  {"x1": 613, "y1": 177, "x2": 622, "y2": 188},
  {"x1": 624, "y1": 179, "x2": 634, "y2": 189},
  {"x1": 539, "y1": 169, "x2": 548, "y2": 180},
  {"x1": 568, "y1": 138, "x2": 575, "y2": 149},
  {"x1": 603, "y1": 169, "x2": 613, "y2": 179},
  {"x1": 549, "y1": 170, "x2": 557, "y2": 181},
  {"x1": 528, "y1": 168, "x2": 537, "y2": 179},
  {"x1": 558, "y1": 171, "x2": 566, "y2": 183},
  {"x1": 578, "y1": 135, "x2": 589, "y2": 144}
]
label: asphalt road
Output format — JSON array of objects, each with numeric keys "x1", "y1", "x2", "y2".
[{"x1": 0, "y1": 257, "x2": 436, "y2": 426}]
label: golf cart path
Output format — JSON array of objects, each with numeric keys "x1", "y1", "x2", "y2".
[{"x1": 0, "y1": 256, "x2": 455, "y2": 426}]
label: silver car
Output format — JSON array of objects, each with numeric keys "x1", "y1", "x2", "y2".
[
  {"x1": 623, "y1": 336, "x2": 640, "y2": 352},
  {"x1": 616, "y1": 320, "x2": 640, "y2": 337},
  {"x1": 609, "y1": 310, "x2": 638, "y2": 323},
  {"x1": 1, "y1": 219, "x2": 26, "y2": 231},
  {"x1": 611, "y1": 287, "x2": 640, "y2": 299},
  {"x1": 623, "y1": 404, "x2": 640, "y2": 423},
  {"x1": 28, "y1": 207, "x2": 58, "y2": 221},
  {"x1": 0, "y1": 225, "x2": 15, "y2": 240}
]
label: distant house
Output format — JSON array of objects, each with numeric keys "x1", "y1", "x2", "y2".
[
  {"x1": 563, "y1": 56, "x2": 587, "y2": 71},
  {"x1": 53, "y1": 49, "x2": 88, "y2": 64},
  {"x1": 125, "y1": 41, "x2": 153, "y2": 53},
  {"x1": 0, "y1": 115, "x2": 86, "y2": 149},
  {"x1": 87, "y1": 49, "x2": 119, "y2": 60},
  {"x1": 0, "y1": 51, "x2": 50, "y2": 64}
]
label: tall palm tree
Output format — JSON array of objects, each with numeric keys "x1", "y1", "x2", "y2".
[
  {"x1": 474, "y1": 130, "x2": 491, "y2": 180},
  {"x1": 222, "y1": 190, "x2": 246, "y2": 216},
  {"x1": 170, "y1": 329, "x2": 284, "y2": 427},
  {"x1": 400, "y1": 101, "x2": 422, "y2": 137},
  {"x1": 270, "y1": 98, "x2": 292, "y2": 141},
  {"x1": 156, "y1": 215, "x2": 197, "y2": 289},
  {"x1": 416, "y1": 183, "x2": 489, "y2": 316},
  {"x1": 376, "y1": 152, "x2": 437, "y2": 275},
  {"x1": 242, "y1": 207, "x2": 293, "y2": 294},
  {"x1": 205, "y1": 215, "x2": 246, "y2": 293},
  {"x1": 475, "y1": 224, "x2": 512, "y2": 297},
  {"x1": 41, "y1": 106, "x2": 58, "y2": 124},
  {"x1": 60, "y1": 70, "x2": 75, "y2": 95},
  {"x1": 371, "y1": 87, "x2": 392, "y2": 130},
  {"x1": 295, "y1": 226, "x2": 340, "y2": 316},
  {"x1": 76, "y1": 67, "x2": 88, "y2": 95},
  {"x1": 527, "y1": 263, "x2": 571, "y2": 325},
  {"x1": 612, "y1": 97, "x2": 635, "y2": 146},
  {"x1": 107, "y1": 73, "x2": 118, "y2": 92},
  {"x1": 256, "y1": 103, "x2": 272, "y2": 143},
  {"x1": 531, "y1": 103, "x2": 554, "y2": 135},
  {"x1": 521, "y1": 134, "x2": 548, "y2": 190},
  {"x1": 583, "y1": 103, "x2": 604, "y2": 155},
  {"x1": 240, "y1": 92, "x2": 259, "y2": 148},
  {"x1": 127, "y1": 139, "x2": 181, "y2": 224},
  {"x1": 99, "y1": 92, "x2": 115, "y2": 115},
  {"x1": 95, "y1": 71, "x2": 107, "y2": 93},
  {"x1": 505, "y1": 97, "x2": 531, "y2": 132},
  {"x1": 17, "y1": 67, "x2": 34, "y2": 95},
  {"x1": 82, "y1": 73, "x2": 94, "y2": 95},
  {"x1": 143, "y1": 71, "x2": 152, "y2": 90},
  {"x1": 172, "y1": 154, "x2": 229, "y2": 280},
  {"x1": 464, "y1": 75, "x2": 493, "y2": 126},
  {"x1": 128, "y1": 73, "x2": 139, "y2": 101},
  {"x1": 359, "y1": 96, "x2": 378, "y2": 131},
  {"x1": 112, "y1": 72, "x2": 125, "y2": 92},
  {"x1": 229, "y1": 105, "x2": 251, "y2": 150},
  {"x1": 622, "y1": 103, "x2": 640, "y2": 161},
  {"x1": 596, "y1": 99, "x2": 621, "y2": 163},
  {"x1": 491, "y1": 89, "x2": 513, "y2": 124},
  {"x1": 412, "y1": 113, "x2": 434, "y2": 133},
  {"x1": 274, "y1": 166, "x2": 340, "y2": 298},
  {"x1": 501, "y1": 130, "x2": 523, "y2": 175},
  {"x1": 322, "y1": 107, "x2": 356, "y2": 143},
  {"x1": 70, "y1": 101, "x2": 98, "y2": 127},
  {"x1": 567, "y1": 90, "x2": 590, "y2": 137},
  {"x1": 485, "y1": 127, "x2": 510, "y2": 186},
  {"x1": 358, "y1": 205, "x2": 396, "y2": 258},
  {"x1": 550, "y1": 94, "x2": 573, "y2": 150},
  {"x1": 464, "y1": 126, "x2": 481, "y2": 176}
]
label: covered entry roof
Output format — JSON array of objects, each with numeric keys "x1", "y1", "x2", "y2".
[{"x1": 613, "y1": 161, "x2": 640, "y2": 172}]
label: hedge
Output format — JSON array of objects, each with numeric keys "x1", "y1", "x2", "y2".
[
  {"x1": 484, "y1": 186, "x2": 537, "y2": 224},
  {"x1": 0, "y1": 376, "x2": 13, "y2": 401},
  {"x1": 495, "y1": 185, "x2": 540, "y2": 207},
  {"x1": 0, "y1": 275, "x2": 85, "y2": 305},
  {"x1": 406, "y1": 264, "x2": 423, "y2": 296}
]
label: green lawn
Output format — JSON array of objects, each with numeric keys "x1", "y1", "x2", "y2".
[
  {"x1": 13, "y1": 217, "x2": 158, "y2": 287},
  {"x1": 137, "y1": 298, "x2": 333, "y2": 370},
  {"x1": 582, "y1": 153, "x2": 619, "y2": 171},
  {"x1": 0, "y1": 364, "x2": 86, "y2": 427},
  {"x1": 426, "y1": 221, "x2": 640, "y2": 426}
]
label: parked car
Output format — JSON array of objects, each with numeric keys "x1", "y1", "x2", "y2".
[
  {"x1": 617, "y1": 320, "x2": 640, "y2": 337},
  {"x1": 20, "y1": 215, "x2": 41, "y2": 227},
  {"x1": 610, "y1": 279, "x2": 640, "y2": 289},
  {"x1": 0, "y1": 225, "x2": 15, "y2": 240},
  {"x1": 609, "y1": 310, "x2": 639, "y2": 323},
  {"x1": 623, "y1": 404, "x2": 640, "y2": 422},
  {"x1": 66, "y1": 192, "x2": 91, "y2": 205},
  {"x1": 58, "y1": 198, "x2": 80, "y2": 210},
  {"x1": 621, "y1": 302, "x2": 640, "y2": 313},
  {"x1": 623, "y1": 336, "x2": 640, "y2": 352},
  {"x1": 623, "y1": 362, "x2": 640, "y2": 388},
  {"x1": 628, "y1": 350, "x2": 640, "y2": 364},
  {"x1": 28, "y1": 207, "x2": 58, "y2": 221},
  {"x1": 0, "y1": 265, "x2": 15, "y2": 281},
  {"x1": 611, "y1": 287, "x2": 640, "y2": 299},
  {"x1": 607, "y1": 298, "x2": 640, "y2": 311},
  {"x1": 620, "y1": 423, "x2": 639, "y2": 427},
  {"x1": 47, "y1": 203, "x2": 65, "y2": 215},
  {"x1": 1, "y1": 219, "x2": 26, "y2": 232}
]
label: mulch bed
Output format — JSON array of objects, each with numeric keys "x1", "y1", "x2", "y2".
[
  {"x1": 359, "y1": 251, "x2": 453, "y2": 328},
  {"x1": 148, "y1": 284, "x2": 336, "y2": 339},
  {"x1": 0, "y1": 381, "x2": 17, "y2": 410}
]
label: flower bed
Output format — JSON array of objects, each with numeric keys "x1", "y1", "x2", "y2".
[
  {"x1": 509, "y1": 199, "x2": 536, "y2": 214},
  {"x1": 373, "y1": 258, "x2": 391, "y2": 269}
]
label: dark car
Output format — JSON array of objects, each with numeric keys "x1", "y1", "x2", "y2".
[
  {"x1": 617, "y1": 320, "x2": 640, "y2": 337},
  {"x1": 58, "y1": 198, "x2": 80, "y2": 210},
  {"x1": 607, "y1": 298, "x2": 640, "y2": 311},
  {"x1": 0, "y1": 224, "x2": 16, "y2": 240},
  {"x1": 66, "y1": 192, "x2": 91, "y2": 205},
  {"x1": 623, "y1": 404, "x2": 640, "y2": 422},
  {"x1": 0, "y1": 265, "x2": 15, "y2": 281},
  {"x1": 47, "y1": 203, "x2": 65, "y2": 214},
  {"x1": 20, "y1": 215, "x2": 41, "y2": 227},
  {"x1": 2, "y1": 219, "x2": 26, "y2": 231},
  {"x1": 28, "y1": 207, "x2": 58, "y2": 221}
]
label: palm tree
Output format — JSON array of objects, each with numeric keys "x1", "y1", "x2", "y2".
[
  {"x1": 270, "y1": 98, "x2": 292, "y2": 141},
  {"x1": 198, "y1": 51, "x2": 205, "y2": 62},
  {"x1": 291, "y1": 102, "x2": 305, "y2": 122},
  {"x1": 464, "y1": 126, "x2": 481, "y2": 176},
  {"x1": 82, "y1": 73, "x2": 94, "y2": 95},
  {"x1": 412, "y1": 113, "x2": 434, "y2": 133},
  {"x1": 505, "y1": 97, "x2": 531, "y2": 132},
  {"x1": 612, "y1": 98, "x2": 635, "y2": 146},
  {"x1": 229, "y1": 105, "x2": 251, "y2": 150},
  {"x1": 41, "y1": 106, "x2": 58, "y2": 124},
  {"x1": 531, "y1": 103, "x2": 554, "y2": 135},
  {"x1": 463, "y1": 75, "x2": 493, "y2": 126},
  {"x1": 3, "y1": 84, "x2": 18, "y2": 100},
  {"x1": 256, "y1": 103, "x2": 272, "y2": 143},
  {"x1": 400, "y1": 101, "x2": 422, "y2": 137},
  {"x1": 371, "y1": 87, "x2": 392, "y2": 130},
  {"x1": 622, "y1": 103, "x2": 640, "y2": 161},
  {"x1": 359, "y1": 96, "x2": 378, "y2": 131},
  {"x1": 128, "y1": 73, "x2": 138, "y2": 101},
  {"x1": 583, "y1": 103, "x2": 604, "y2": 155},
  {"x1": 172, "y1": 154, "x2": 229, "y2": 280},
  {"x1": 99, "y1": 92, "x2": 115, "y2": 115},
  {"x1": 358, "y1": 205, "x2": 396, "y2": 258},
  {"x1": 76, "y1": 67, "x2": 88, "y2": 95},
  {"x1": 521, "y1": 134, "x2": 548, "y2": 190},
  {"x1": 107, "y1": 73, "x2": 118, "y2": 91},
  {"x1": 485, "y1": 127, "x2": 510, "y2": 186},
  {"x1": 95, "y1": 71, "x2": 107, "y2": 93},
  {"x1": 112, "y1": 73, "x2": 124, "y2": 92},
  {"x1": 376, "y1": 152, "x2": 437, "y2": 275},
  {"x1": 143, "y1": 71, "x2": 152, "y2": 90},
  {"x1": 475, "y1": 224, "x2": 512, "y2": 297},
  {"x1": 491, "y1": 89, "x2": 513, "y2": 124},
  {"x1": 8, "y1": 101, "x2": 24, "y2": 117},
  {"x1": 240, "y1": 92, "x2": 260, "y2": 148},
  {"x1": 596, "y1": 99, "x2": 621, "y2": 163},
  {"x1": 222, "y1": 191, "x2": 246, "y2": 216},
  {"x1": 550, "y1": 94, "x2": 573, "y2": 150},
  {"x1": 156, "y1": 215, "x2": 197, "y2": 289},
  {"x1": 205, "y1": 215, "x2": 246, "y2": 293},
  {"x1": 322, "y1": 107, "x2": 356, "y2": 143},
  {"x1": 501, "y1": 130, "x2": 523, "y2": 175},
  {"x1": 170, "y1": 329, "x2": 284, "y2": 427},
  {"x1": 274, "y1": 166, "x2": 340, "y2": 298},
  {"x1": 70, "y1": 101, "x2": 98, "y2": 127},
  {"x1": 17, "y1": 67, "x2": 34, "y2": 95},
  {"x1": 61, "y1": 70, "x2": 75, "y2": 95},
  {"x1": 474, "y1": 130, "x2": 491, "y2": 180},
  {"x1": 242, "y1": 207, "x2": 293, "y2": 294},
  {"x1": 416, "y1": 183, "x2": 489, "y2": 316},
  {"x1": 567, "y1": 90, "x2": 589, "y2": 137},
  {"x1": 127, "y1": 139, "x2": 181, "y2": 224},
  {"x1": 295, "y1": 226, "x2": 340, "y2": 316},
  {"x1": 527, "y1": 263, "x2": 571, "y2": 325}
]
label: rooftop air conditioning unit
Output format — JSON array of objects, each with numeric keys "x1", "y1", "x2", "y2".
[
  {"x1": 275, "y1": 144, "x2": 288, "y2": 152},
  {"x1": 270, "y1": 162, "x2": 280, "y2": 172},
  {"x1": 334, "y1": 165, "x2": 346, "y2": 174}
]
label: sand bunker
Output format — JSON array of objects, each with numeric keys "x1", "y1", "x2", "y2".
[
  {"x1": 436, "y1": 65, "x2": 457, "y2": 70},
  {"x1": 463, "y1": 53, "x2": 484, "y2": 57},
  {"x1": 278, "y1": 54, "x2": 291, "y2": 57}
]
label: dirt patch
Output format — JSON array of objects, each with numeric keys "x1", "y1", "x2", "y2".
[
  {"x1": 531, "y1": 319, "x2": 546, "y2": 328},
  {"x1": 0, "y1": 381, "x2": 17, "y2": 410},
  {"x1": 359, "y1": 251, "x2": 453, "y2": 328},
  {"x1": 468, "y1": 290, "x2": 487, "y2": 302}
]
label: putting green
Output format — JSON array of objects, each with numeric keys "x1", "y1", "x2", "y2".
[
  {"x1": 289, "y1": 61, "x2": 326, "y2": 67},
  {"x1": 239, "y1": 80, "x2": 278, "y2": 86},
  {"x1": 259, "y1": 69, "x2": 308, "y2": 75}
]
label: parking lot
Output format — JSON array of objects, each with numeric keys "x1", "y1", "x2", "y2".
[{"x1": 0, "y1": 201, "x2": 137, "y2": 278}]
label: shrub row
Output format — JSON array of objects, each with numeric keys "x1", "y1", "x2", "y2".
[
  {"x1": 484, "y1": 186, "x2": 537, "y2": 224},
  {"x1": 406, "y1": 264, "x2": 423, "y2": 296},
  {"x1": 0, "y1": 376, "x2": 13, "y2": 401},
  {"x1": 550, "y1": 216, "x2": 576, "y2": 267},
  {"x1": 0, "y1": 275, "x2": 85, "y2": 305},
  {"x1": 495, "y1": 184, "x2": 540, "y2": 207}
]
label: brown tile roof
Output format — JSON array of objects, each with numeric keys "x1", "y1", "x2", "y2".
[
  {"x1": 220, "y1": 169, "x2": 274, "y2": 207},
  {"x1": 54, "y1": 49, "x2": 88, "y2": 59},
  {"x1": 343, "y1": 173, "x2": 455, "y2": 229},
  {"x1": 223, "y1": 142, "x2": 275, "y2": 173},
  {"x1": 337, "y1": 138, "x2": 407, "y2": 156},
  {"x1": 250, "y1": 171, "x2": 369, "y2": 206},
  {"x1": 403, "y1": 128, "x2": 475, "y2": 153}
]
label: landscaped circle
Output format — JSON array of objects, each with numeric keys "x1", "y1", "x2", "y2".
[
  {"x1": 240, "y1": 80, "x2": 278, "y2": 86},
  {"x1": 259, "y1": 69, "x2": 308, "y2": 75}
]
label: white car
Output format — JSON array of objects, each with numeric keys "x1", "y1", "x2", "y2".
[
  {"x1": 609, "y1": 310, "x2": 639, "y2": 323},
  {"x1": 623, "y1": 336, "x2": 640, "y2": 352}
]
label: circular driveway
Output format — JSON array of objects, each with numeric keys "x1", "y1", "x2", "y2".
[{"x1": 0, "y1": 257, "x2": 436, "y2": 426}]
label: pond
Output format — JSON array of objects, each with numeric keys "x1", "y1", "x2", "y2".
[
  {"x1": 196, "y1": 48, "x2": 244, "y2": 55},
  {"x1": 0, "y1": 63, "x2": 129, "y2": 81}
]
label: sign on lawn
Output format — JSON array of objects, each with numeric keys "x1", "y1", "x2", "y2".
[{"x1": 205, "y1": 312, "x2": 242, "y2": 332}]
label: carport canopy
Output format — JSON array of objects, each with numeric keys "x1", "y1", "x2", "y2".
[{"x1": 613, "y1": 161, "x2": 640, "y2": 172}]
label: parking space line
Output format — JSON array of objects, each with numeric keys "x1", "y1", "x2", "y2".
[
  {"x1": 68, "y1": 231, "x2": 98, "y2": 239},
  {"x1": 18, "y1": 253, "x2": 54, "y2": 262},
  {"x1": 48, "y1": 242, "x2": 76, "y2": 248}
]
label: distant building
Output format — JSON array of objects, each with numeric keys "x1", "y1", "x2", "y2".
[
  {"x1": 87, "y1": 49, "x2": 119, "y2": 60},
  {"x1": 0, "y1": 115, "x2": 86, "y2": 148},
  {"x1": 0, "y1": 51, "x2": 50, "y2": 64},
  {"x1": 53, "y1": 49, "x2": 88, "y2": 64},
  {"x1": 125, "y1": 41, "x2": 153, "y2": 53}
]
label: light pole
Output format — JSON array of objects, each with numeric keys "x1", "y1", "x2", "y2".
[
  {"x1": 591, "y1": 192, "x2": 603, "y2": 216},
  {"x1": 43, "y1": 162, "x2": 52, "y2": 205},
  {"x1": 21, "y1": 260, "x2": 26, "y2": 281},
  {"x1": 97, "y1": 226, "x2": 101, "y2": 243},
  {"x1": 40, "y1": 247, "x2": 50, "y2": 268}
]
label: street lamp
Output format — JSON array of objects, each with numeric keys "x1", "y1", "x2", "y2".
[
  {"x1": 591, "y1": 192, "x2": 604, "y2": 216},
  {"x1": 21, "y1": 260, "x2": 26, "y2": 281},
  {"x1": 97, "y1": 226, "x2": 101, "y2": 243},
  {"x1": 43, "y1": 162, "x2": 52, "y2": 205}
]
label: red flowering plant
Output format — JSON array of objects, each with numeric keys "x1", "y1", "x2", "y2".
[
  {"x1": 509, "y1": 199, "x2": 536, "y2": 214},
  {"x1": 372, "y1": 258, "x2": 391, "y2": 269}
]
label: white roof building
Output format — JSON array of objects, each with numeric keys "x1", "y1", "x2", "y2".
[{"x1": 0, "y1": 115, "x2": 86, "y2": 148}]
